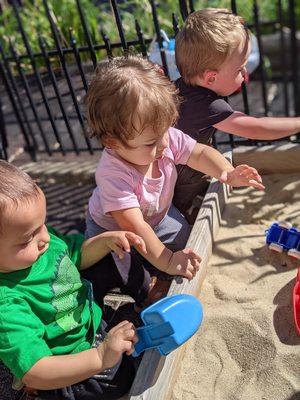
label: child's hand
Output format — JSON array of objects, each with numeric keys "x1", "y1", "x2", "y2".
[
  {"x1": 103, "y1": 231, "x2": 147, "y2": 259},
  {"x1": 97, "y1": 321, "x2": 138, "y2": 370},
  {"x1": 220, "y1": 165, "x2": 265, "y2": 190},
  {"x1": 166, "y1": 248, "x2": 201, "y2": 280}
]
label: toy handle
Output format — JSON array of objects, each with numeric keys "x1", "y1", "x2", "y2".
[{"x1": 132, "y1": 322, "x2": 174, "y2": 357}]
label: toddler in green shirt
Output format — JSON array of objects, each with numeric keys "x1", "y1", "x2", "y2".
[{"x1": 0, "y1": 160, "x2": 151, "y2": 400}]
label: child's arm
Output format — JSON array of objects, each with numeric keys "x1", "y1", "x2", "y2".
[
  {"x1": 22, "y1": 321, "x2": 136, "y2": 390},
  {"x1": 110, "y1": 208, "x2": 201, "y2": 279},
  {"x1": 80, "y1": 231, "x2": 147, "y2": 270},
  {"x1": 214, "y1": 112, "x2": 300, "y2": 140},
  {"x1": 187, "y1": 143, "x2": 265, "y2": 189}
]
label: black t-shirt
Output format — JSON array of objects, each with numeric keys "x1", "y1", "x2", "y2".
[{"x1": 175, "y1": 78, "x2": 234, "y2": 144}]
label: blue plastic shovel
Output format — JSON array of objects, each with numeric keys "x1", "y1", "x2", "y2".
[{"x1": 133, "y1": 294, "x2": 203, "y2": 357}]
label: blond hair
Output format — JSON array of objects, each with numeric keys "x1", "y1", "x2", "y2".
[
  {"x1": 85, "y1": 55, "x2": 179, "y2": 147},
  {"x1": 175, "y1": 8, "x2": 249, "y2": 84},
  {"x1": 0, "y1": 160, "x2": 40, "y2": 232}
]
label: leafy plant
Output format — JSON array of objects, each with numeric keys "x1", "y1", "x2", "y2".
[{"x1": 0, "y1": 0, "x2": 297, "y2": 72}]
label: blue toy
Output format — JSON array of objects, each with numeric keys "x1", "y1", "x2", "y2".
[
  {"x1": 265, "y1": 222, "x2": 300, "y2": 259},
  {"x1": 133, "y1": 294, "x2": 203, "y2": 357}
]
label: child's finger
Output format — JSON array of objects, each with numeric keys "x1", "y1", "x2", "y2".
[
  {"x1": 185, "y1": 248, "x2": 202, "y2": 262},
  {"x1": 219, "y1": 170, "x2": 228, "y2": 183},
  {"x1": 248, "y1": 179, "x2": 265, "y2": 190},
  {"x1": 240, "y1": 169, "x2": 260, "y2": 181},
  {"x1": 125, "y1": 232, "x2": 147, "y2": 254},
  {"x1": 184, "y1": 271, "x2": 193, "y2": 280},
  {"x1": 118, "y1": 236, "x2": 131, "y2": 253},
  {"x1": 236, "y1": 164, "x2": 253, "y2": 172},
  {"x1": 117, "y1": 321, "x2": 135, "y2": 334},
  {"x1": 108, "y1": 320, "x2": 130, "y2": 336},
  {"x1": 191, "y1": 252, "x2": 201, "y2": 262},
  {"x1": 134, "y1": 237, "x2": 147, "y2": 253},
  {"x1": 189, "y1": 263, "x2": 198, "y2": 276},
  {"x1": 190, "y1": 257, "x2": 200, "y2": 271},
  {"x1": 239, "y1": 166, "x2": 263, "y2": 183},
  {"x1": 111, "y1": 244, "x2": 126, "y2": 259},
  {"x1": 132, "y1": 333, "x2": 139, "y2": 345},
  {"x1": 182, "y1": 267, "x2": 194, "y2": 280},
  {"x1": 125, "y1": 343, "x2": 136, "y2": 356},
  {"x1": 184, "y1": 247, "x2": 198, "y2": 256}
]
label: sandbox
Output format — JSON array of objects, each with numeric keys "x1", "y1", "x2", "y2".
[
  {"x1": 20, "y1": 144, "x2": 300, "y2": 400},
  {"x1": 129, "y1": 143, "x2": 300, "y2": 400}
]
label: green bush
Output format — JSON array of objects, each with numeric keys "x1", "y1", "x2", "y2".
[{"x1": 0, "y1": 0, "x2": 297, "y2": 70}]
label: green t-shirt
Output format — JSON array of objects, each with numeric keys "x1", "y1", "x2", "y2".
[{"x1": 0, "y1": 228, "x2": 102, "y2": 379}]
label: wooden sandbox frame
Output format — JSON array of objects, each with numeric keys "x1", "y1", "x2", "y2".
[
  {"x1": 128, "y1": 142, "x2": 300, "y2": 400},
  {"x1": 233, "y1": 142, "x2": 300, "y2": 174}
]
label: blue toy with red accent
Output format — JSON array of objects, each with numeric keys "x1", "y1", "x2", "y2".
[{"x1": 265, "y1": 222, "x2": 300, "y2": 259}]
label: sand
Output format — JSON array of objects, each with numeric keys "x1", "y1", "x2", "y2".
[{"x1": 172, "y1": 173, "x2": 300, "y2": 400}]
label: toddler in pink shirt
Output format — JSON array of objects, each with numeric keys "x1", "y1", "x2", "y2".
[
  {"x1": 89, "y1": 126, "x2": 195, "y2": 231},
  {"x1": 85, "y1": 56, "x2": 264, "y2": 288}
]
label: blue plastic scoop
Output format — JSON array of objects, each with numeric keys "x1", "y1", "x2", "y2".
[{"x1": 133, "y1": 294, "x2": 203, "y2": 357}]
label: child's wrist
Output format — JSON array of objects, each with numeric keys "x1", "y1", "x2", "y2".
[
  {"x1": 95, "y1": 345, "x2": 105, "y2": 372},
  {"x1": 164, "y1": 251, "x2": 174, "y2": 274},
  {"x1": 219, "y1": 166, "x2": 235, "y2": 183},
  {"x1": 222, "y1": 166, "x2": 235, "y2": 174}
]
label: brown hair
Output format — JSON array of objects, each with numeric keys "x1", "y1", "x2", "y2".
[
  {"x1": 85, "y1": 55, "x2": 180, "y2": 147},
  {"x1": 175, "y1": 8, "x2": 249, "y2": 85},
  {"x1": 0, "y1": 160, "x2": 40, "y2": 231}
]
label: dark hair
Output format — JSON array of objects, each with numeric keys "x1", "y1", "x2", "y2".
[
  {"x1": 85, "y1": 55, "x2": 180, "y2": 147},
  {"x1": 0, "y1": 160, "x2": 40, "y2": 231}
]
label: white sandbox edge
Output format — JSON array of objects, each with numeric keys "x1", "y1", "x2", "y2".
[{"x1": 233, "y1": 142, "x2": 300, "y2": 174}]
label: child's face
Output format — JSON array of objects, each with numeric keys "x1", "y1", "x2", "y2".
[
  {"x1": 113, "y1": 129, "x2": 169, "y2": 167},
  {"x1": 211, "y1": 37, "x2": 251, "y2": 97},
  {"x1": 0, "y1": 190, "x2": 50, "y2": 273}
]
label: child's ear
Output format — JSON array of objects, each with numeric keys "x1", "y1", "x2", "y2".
[
  {"x1": 103, "y1": 137, "x2": 119, "y2": 149},
  {"x1": 203, "y1": 70, "x2": 217, "y2": 86}
]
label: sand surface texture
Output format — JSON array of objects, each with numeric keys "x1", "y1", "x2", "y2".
[{"x1": 172, "y1": 173, "x2": 300, "y2": 400}]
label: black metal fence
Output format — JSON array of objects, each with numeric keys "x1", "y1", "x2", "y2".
[{"x1": 0, "y1": 0, "x2": 299, "y2": 161}]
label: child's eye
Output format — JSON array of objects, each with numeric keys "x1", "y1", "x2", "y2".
[
  {"x1": 145, "y1": 142, "x2": 156, "y2": 147},
  {"x1": 19, "y1": 236, "x2": 34, "y2": 246}
]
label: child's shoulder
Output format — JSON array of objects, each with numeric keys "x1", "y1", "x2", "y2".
[
  {"x1": 168, "y1": 126, "x2": 194, "y2": 142},
  {"x1": 96, "y1": 148, "x2": 136, "y2": 179},
  {"x1": 166, "y1": 127, "x2": 196, "y2": 162},
  {"x1": 0, "y1": 284, "x2": 24, "y2": 307},
  {"x1": 47, "y1": 227, "x2": 84, "y2": 256},
  {"x1": 176, "y1": 77, "x2": 219, "y2": 101}
]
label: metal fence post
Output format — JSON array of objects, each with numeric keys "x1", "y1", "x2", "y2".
[
  {"x1": 0, "y1": 98, "x2": 8, "y2": 160},
  {"x1": 289, "y1": 0, "x2": 300, "y2": 117}
]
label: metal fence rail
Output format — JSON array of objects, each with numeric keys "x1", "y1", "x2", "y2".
[{"x1": 0, "y1": 0, "x2": 299, "y2": 160}]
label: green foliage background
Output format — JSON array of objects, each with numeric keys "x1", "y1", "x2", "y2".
[{"x1": 0, "y1": 0, "x2": 298, "y2": 63}]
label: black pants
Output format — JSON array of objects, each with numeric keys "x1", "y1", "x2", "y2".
[
  {"x1": 173, "y1": 164, "x2": 210, "y2": 216},
  {"x1": 37, "y1": 354, "x2": 135, "y2": 400},
  {"x1": 81, "y1": 251, "x2": 152, "y2": 308},
  {"x1": 0, "y1": 362, "x2": 21, "y2": 400}
]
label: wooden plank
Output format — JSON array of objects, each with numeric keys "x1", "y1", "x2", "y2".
[
  {"x1": 233, "y1": 143, "x2": 300, "y2": 174},
  {"x1": 129, "y1": 154, "x2": 232, "y2": 400}
]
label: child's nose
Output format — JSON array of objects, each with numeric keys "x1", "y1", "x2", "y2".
[{"x1": 38, "y1": 226, "x2": 50, "y2": 248}]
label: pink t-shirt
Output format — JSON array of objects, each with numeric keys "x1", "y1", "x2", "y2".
[{"x1": 89, "y1": 127, "x2": 196, "y2": 230}]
